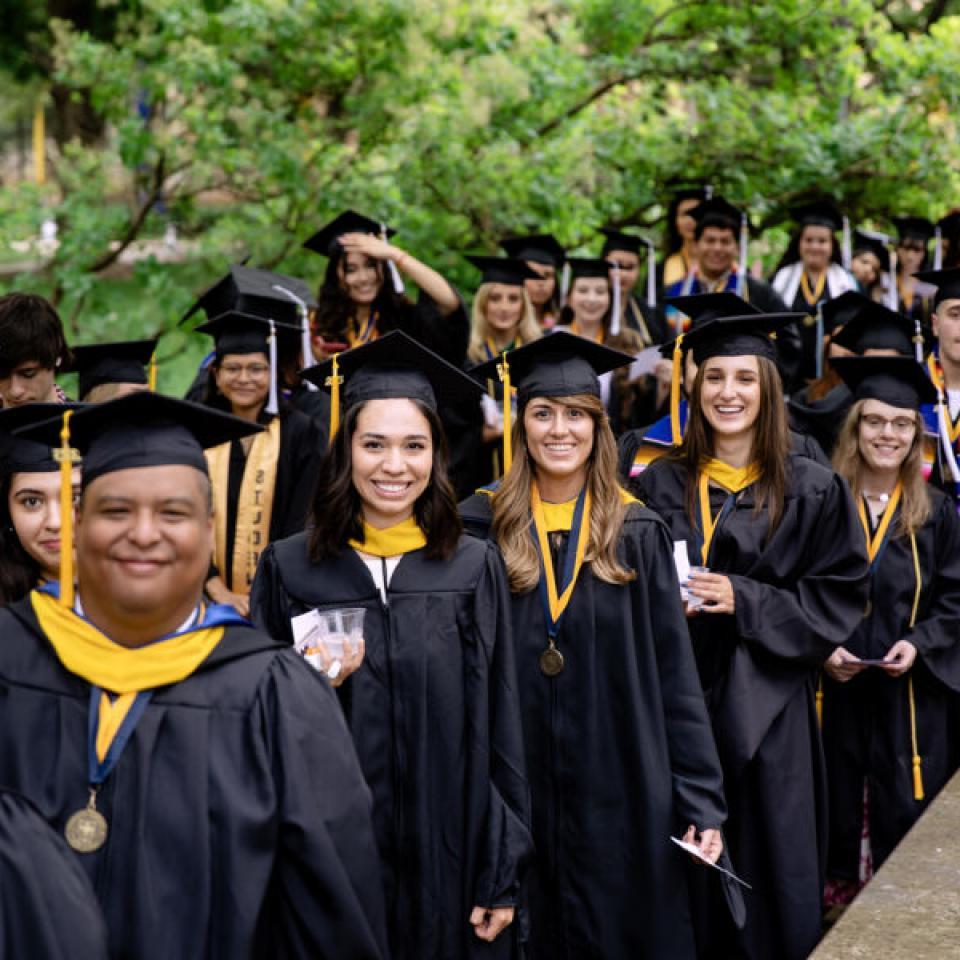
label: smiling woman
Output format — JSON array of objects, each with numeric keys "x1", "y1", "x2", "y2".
[{"x1": 251, "y1": 331, "x2": 532, "y2": 960}]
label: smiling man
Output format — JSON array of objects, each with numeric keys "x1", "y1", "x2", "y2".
[{"x1": 0, "y1": 392, "x2": 386, "y2": 960}]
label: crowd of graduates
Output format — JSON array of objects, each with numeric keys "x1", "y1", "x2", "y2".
[{"x1": 1, "y1": 188, "x2": 960, "y2": 959}]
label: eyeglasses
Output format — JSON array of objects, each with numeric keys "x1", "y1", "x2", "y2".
[
  {"x1": 860, "y1": 414, "x2": 916, "y2": 435},
  {"x1": 220, "y1": 363, "x2": 270, "y2": 378}
]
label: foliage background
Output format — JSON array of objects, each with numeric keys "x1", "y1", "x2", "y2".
[{"x1": 1, "y1": 0, "x2": 958, "y2": 392}]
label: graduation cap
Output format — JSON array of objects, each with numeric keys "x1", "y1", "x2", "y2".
[
  {"x1": 15, "y1": 392, "x2": 262, "y2": 608},
  {"x1": 300, "y1": 330, "x2": 483, "y2": 445},
  {"x1": 465, "y1": 255, "x2": 541, "y2": 286},
  {"x1": 669, "y1": 182, "x2": 712, "y2": 203},
  {"x1": 830, "y1": 300, "x2": 919, "y2": 356},
  {"x1": 913, "y1": 268, "x2": 960, "y2": 308},
  {"x1": 501, "y1": 234, "x2": 566, "y2": 268},
  {"x1": 564, "y1": 258, "x2": 625, "y2": 336},
  {"x1": 302, "y1": 210, "x2": 395, "y2": 258},
  {"x1": 892, "y1": 216, "x2": 935, "y2": 245},
  {"x1": 678, "y1": 312, "x2": 803, "y2": 367},
  {"x1": 830, "y1": 355, "x2": 936, "y2": 409},
  {"x1": 180, "y1": 264, "x2": 314, "y2": 328},
  {"x1": 790, "y1": 198, "x2": 844, "y2": 233},
  {"x1": 690, "y1": 196, "x2": 746, "y2": 233},
  {"x1": 0, "y1": 402, "x2": 87, "y2": 475},
  {"x1": 468, "y1": 331, "x2": 633, "y2": 473},
  {"x1": 195, "y1": 310, "x2": 303, "y2": 416},
  {"x1": 852, "y1": 230, "x2": 891, "y2": 273},
  {"x1": 598, "y1": 228, "x2": 646, "y2": 256},
  {"x1": 69, "y1": 339, "x2": 157, "y2": 400},
  {"x1": 821, "y1": 290, "x2": 876, "y2": 333}
]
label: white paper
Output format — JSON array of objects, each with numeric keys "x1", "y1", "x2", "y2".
[
  {"x1": 670, "y1": 836, "x2": 752, "y2": 889},
  {"x1": 673, "y1": 540, "x2": 691, "y2": 586},
  {"x1": 291, "y1": 609, "x2": 323, "y2": 651},
  {"x1": 627, "y1": 345, "x2": 663, "y2": 381},
  {"x1": 480, "y1": 393, "x2": 503, "y2": 429}
]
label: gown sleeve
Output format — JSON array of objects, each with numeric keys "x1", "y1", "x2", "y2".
[
  {"x1": 908, "y1": 497, "x2": 960, "y2": 686},
  {"x1": 729, "y1": 472, "x2": 869, "y2": 664},
  {"x1": 249, "y1": 543, "x2": 296, "y2": 646},
  {"x1": 640, "y1": 520, "x2": 727, "y2": 830},
  {"x1": 255, "y1": 651, "x2": 388, "y2": 959},
  {"x1": 466, "y1": 544, "x2": 534, "y2": 908},
  {"x1": 273, "y1": 413, "x2": 325, "y2": 541}
]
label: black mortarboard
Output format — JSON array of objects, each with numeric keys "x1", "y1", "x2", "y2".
[
  {"x1": 302, "y1": 210, "x2": 395, "y2": 258},
  {"x1": 821, "y1": 291, "x2": 875, "y2": 332},
  {"x1": 658, "y1": 293, "x2": 761, "y2": 358},
  {"x1": 17, "y1": 393, "x2": 262, "y2": 490},
  {"x1": 852, "y1": 230, "x2": 891, "y2": 272},
  {"x1": 913, "y1": 268, "x2": 960, "y2": 308},
  {"x1": 830, "y1": 301, "x2": 917, "y2": 355},
  {"x1": 790, "y1": 198, "x2": 844, "y2": 232},
  {"x1": 465, "y1": 255, "x2": 541, "y2": 286},
  {"x1": 678, "y1": 313, "x2": 803, "y2": 366},
  {"x1": 0, "y1": 403, "x2": 87, "y2": 475},
  {"x1": 937, "y1": 211, "x2": 960, "y2": 235},
  {"x1": 566, "y1": 257, "x2": 614, "y2": 280},
  {"x1": 893, "y1": 216, "x2": 935, "y2": 244},
  {"x1": 195, "y1": 310, "x2": 301, "y2": 357},
  {"x1": 501, "y1": 234, "x2": 566, "y2": 268},
  {"x1": 180, "y1": 264, "x2": 315, "y2": 327},
  {"x1": 598, "y1": 228, "x2": 646, "y2": 256},
  {"x1": 831, "y1": 355, "x2": 936, "y2": 409},
  {"x1": 69, "y1": 339, "x2": 157, "y2": 399},
  {"x1": 670, "y1": 183, "x2": 711, "y2": 203},
  {"x1": 690, "y1": 196, "x2": 747, "y2": 233},
  {"x1": 468, "y1": 330, "x2": 632, "y2": 407},
  {"x1": 301, "y1": 331, "x2": 482, "y2": 441}
]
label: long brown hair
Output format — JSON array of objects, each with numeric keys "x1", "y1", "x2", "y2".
[
  {"x1": 491, "y1": 393, "x2": 635, "y2": 593},
  {"x1": 675, "y1": 354, "x2": 790, "y2": 534},
  {"x1": 308, "y1": 399, "x2": 462, "y2": 561},
  {"x1": 467, "y1": 284, "x2": 541, "y2": 365},
  {"x1": 832, "y1": 398, "x2": 930, "y2": 535}
]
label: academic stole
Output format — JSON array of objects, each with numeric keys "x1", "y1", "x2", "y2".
[
  {"x1": 569, "y1": 321, "x2": 604, "y2": 344},
  {"x1": 348, "y1": 516, "x2": 427, "y2": 557},
  {"x1": 799, "y1": 271, "x2": 827, "y2": 307},
  {"x1": 31, "y1": 589, "x2": 230, "y2": 847},
  {"x1": 207, "y1": 416, "x2": 281, "y2": 594},
  {"x1": 927, "y1": 355, "x2": 960, "y2": 447},
  {"x1": 851, "y1": 483, "x2": 925, "y2": 799},
  {"x1": 694, "y1": 460, "x2": 762, "y2": 564}
]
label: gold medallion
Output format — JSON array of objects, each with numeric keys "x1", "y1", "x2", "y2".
[
  {"x1": 65, "y1": 801, "x2": 108, "y2": 854},
  {"x1": 803, "y1": 314, "x2": 817, "y2": 327},
  {"x1": 539, "y1": 645, "x2": 565, "y2": 677}
]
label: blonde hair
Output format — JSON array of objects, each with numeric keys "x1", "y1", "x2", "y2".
[
  {"x1": 832, "y1": 397, "x2": 930, "y2": 535},
  {"x1": 468, "y1": 283, "x2": 541, "y2": 365},
  {"x1": 491, "y1": 393, "x2": 636, "y2": 593}
]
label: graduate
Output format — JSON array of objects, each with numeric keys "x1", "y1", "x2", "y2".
[
  {"x1": 181, "y1": 263, "x2": 330, "y2": 426},
  {"x1": 771, "y1": 199, "x2": 857, "y2": 383},
  {"x1": 501, "y1": 233, "x2": 566, "y2": 329},
  {"x1": 1, "y1": 392, "x2": 388, "y2": 959},
  {"x1": 466, "y1": 256, "x2": 542, "y2": 487},
  {"x1": 658, "y1": 183, "x2": 710, "y2": 292},
  {"x1": 599, "y1": 226, "x2": 663, "y2": 344},
  {"x1": 633, "y1": 313, "x2": 869, "y2": 960},
  {"x1": 250, "y1": 332, "x2": 532, "y2": 960},
  {"x1": 849, "y1": 229, "x2": 890, "y2": 301},
  {"x1": 915, "y1": 268, "x2": 960, "y2": 507},
  {"x1": 0, "y1": 787, "x2": 109, "y2": 959},
  {"x1": 822, "y1": 356, "x2": 960, "y2": 906},
  {"x1": 460, "y1": 333, "x2": 732, "y2": 960},
  {"x1": 0, "y1": 292, "x2": 71, "y2": 406},
  {"x1": 69, "y1": 338, "x2": 157, "y2": 402},
  {"x1": 195, "y1": 310, "x2": 325, "y2": 615},
  {"x1": 889, "y1": 217, "x2": 937, "y2": 326},
  {"x1": 554, "y1": 257, "x2": 654, "y2": 432},
  {"x1": 619, "y1": 294, "x2": 828, "y2": 484},
  {"x1": 0, "y1": 403, "x2": 83, "y2": 605}
]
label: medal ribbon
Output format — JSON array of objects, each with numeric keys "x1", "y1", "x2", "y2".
[
  {"x1": 531, "y1": 481, "x2": 591, "y2": 641},
  {"x1": 856, "y1": 481, "x2": 902, "y2": 570},
  {"x1": 348, "y1": 310, "x2": 379, "y2": 347},
  {"x1": 799, "y1": 270, "x2": 826, "y2": 307},
  {"x1": 88, "y1": 688, "x2": 153, "y2": 783}
]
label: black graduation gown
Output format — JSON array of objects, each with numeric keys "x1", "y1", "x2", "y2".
[
  {"x1": 634, "y1": 455, "x2": 869, "y2": 960},
  {"x1": 783, "y1": 285, "x2": 844, "y2": 385},
  {"x1": 823, "y1": 489, "x2": 960, "y2": 876},
  {"x1": 459, "y1": 495, "x2": 730, "y2": 960},
  {"x1": 249, "y1": 532, "x2": 533, "y2": 960},
  {"x1": 216, "y1": 408, "x2": 324, "y2": 586},
  {"x1": 0, "y1": 600, "x2": 388, "y2": 960},
  {"x1": 0, "y1": 787, "x2": 109, "y2": 958},
  {"x1": 787, "y1": 382, "x2": 853, "y2": 460}
]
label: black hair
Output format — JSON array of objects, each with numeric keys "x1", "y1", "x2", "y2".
[
  {"x1": 773, "y1": 225, "x2": 842, "y2": 274},
  {"x1": 0, "y1": 294, "x2": 71, "y2": 377},
  {"x1": 0, "y1": 471, "x2": 43, "y2": 606}
]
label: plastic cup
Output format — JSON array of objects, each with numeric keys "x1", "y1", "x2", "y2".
[{"x1": 313, "y1": 607, "x2": 365, "y2": 659}]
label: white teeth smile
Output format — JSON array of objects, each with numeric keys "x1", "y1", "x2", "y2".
[
  {"x1": 374, "y1": 482, "x2": 408, "y2": 493},
  {"x1": 716, "y1": 406, "x2": 743, "y2": 414},
  {"x1": 545, "y1": 443, "x2": 574, "y2": 451}
]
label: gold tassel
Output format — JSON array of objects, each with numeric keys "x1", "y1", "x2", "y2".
[
  {"x1": 55, "y1": 410, "x2": 76, "y2": 608},
  {"x1": 816, "y1": 674, "x2": 823, "y2": 727},
  {"x1": 148, "y1": 351, "x2": 158, "y2": 391},
  {"x1": 325, "y1": 353, "x2": 343, "y2": 448},
  {"x1": 670, "y1": 333, "x2": 685, "y2": 446},
  {"x1": 499, "y1": 352, "x2": 512, "y2": 475}
]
